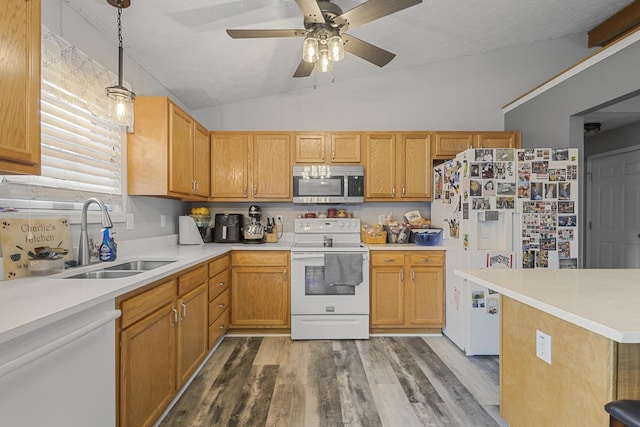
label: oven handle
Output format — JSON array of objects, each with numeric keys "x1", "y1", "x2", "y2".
[{"x1": 291, "y1": 253, "x2": 369, "y2": 260}]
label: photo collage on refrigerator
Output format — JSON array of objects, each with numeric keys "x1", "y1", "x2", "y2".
[{"x1": 517, "y1": 148, "x2": 579, "y2": 269}]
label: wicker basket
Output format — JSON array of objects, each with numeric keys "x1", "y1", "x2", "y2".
[{"x1": 361, "y1": 230, "x2": 387, "y2": 244}]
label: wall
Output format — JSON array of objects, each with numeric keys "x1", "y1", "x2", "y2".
[
  {"x1": 193, "y1": 34, "x2": 594, "y2": 132},
  {"x1": 32, "y1": 1, "x2": 602, "y2": 248},
  {"x1": 585, "y1": 121, "x2": 640, "y2": 157}
]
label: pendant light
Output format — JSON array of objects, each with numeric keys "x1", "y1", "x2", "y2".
[{"x1": 105, "y1": 0, "x2": 135, "y2": 131}]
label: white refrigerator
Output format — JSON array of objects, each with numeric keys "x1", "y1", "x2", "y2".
[{"x1": 432, "y1": 147, "x2": 579, "y2": 355}]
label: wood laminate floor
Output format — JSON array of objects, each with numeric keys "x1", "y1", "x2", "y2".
[{"x1": 159, "y1": 336, "x2": 507, "y2": 427}]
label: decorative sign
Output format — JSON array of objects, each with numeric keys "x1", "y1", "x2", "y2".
[{"x1": 0, "y1": 218, "x2": 73, "y2": 280}]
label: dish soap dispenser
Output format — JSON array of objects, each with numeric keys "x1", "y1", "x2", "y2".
[{"x1": 99, "y1": 228, "x2": 117, "y2": 262}]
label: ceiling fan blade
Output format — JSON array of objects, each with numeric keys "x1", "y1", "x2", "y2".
[
  {"x1": 342, "y1": 34, "x2": 395, "y2": 67},
  {"x1": 226, "y1": 29, "x2": 306, "y2": 39},
  {"x1": 294, "y1": 0, "x2": 325, "y2": 24},
  {"x1": 293, "y1": 60, "x2": 314, "y2": 78},
  {"x1": 338, "y1": 0, "x2": 422, "y2": 30}
]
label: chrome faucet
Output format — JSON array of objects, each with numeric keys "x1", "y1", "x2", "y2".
[{"x1": 78, "y1": 197, "x2": 113, "y2": 265}]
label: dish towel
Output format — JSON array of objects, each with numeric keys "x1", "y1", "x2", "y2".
[{"x1": 324, "y1": 254, "x2": 363, "y2": 286}]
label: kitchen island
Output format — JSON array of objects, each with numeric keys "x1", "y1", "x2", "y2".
[{"x1": 455, "y1": 268, "x2": 640, "y2": 427}]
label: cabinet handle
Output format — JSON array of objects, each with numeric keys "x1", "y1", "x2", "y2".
[
  {"x1": 243, "y1": 186, "x2": 247, "y2": 196},
  {"x1": 218, "y1": 281, "x2": 224, "y2": 287},
  {"x1": 171, "y1": 307, "x2": 178, "y2": 327},
  {"x1": 253, "y1": 185, "x2": 257, "y2": 197},
  {"x1": 401, "y1": 184, "x2": 406, "y2": 196},
  {"x1": 382, "y1": 259, "x2": 394, "y2": 263},
  {"x1": 400, "y1": 269, "x2": 404, "y2": 282},
  {"x1": 181, "y1": 302, "x2": 187, "y2": 319},
  {"x1": 322, "y1": 150, "x2": 325, "y2": 161},
  {"x1": 331, "y1": 150, "x2": 335, "y2": 161},
  {"x1": 218, "y1": 303, "x2": 225, "y2": 308},
  {"x1": 420, "y1": 258, "x2": 432, "y2": 263},
  {"x1": 411, "y1": 269, "x2": 415, "y2": 281},
  {"x1": 283, "y1": 269, "x2": 287, "y2": 281},
  {"x1": 219, "y1": 324, "x2": 225, "y2": 329},
  {"x1": 392, "y1": 186, "x2": 396, "y2": 197},
  {"x1": 195, "y1": 181, "x2": 199, "y2": 193}
]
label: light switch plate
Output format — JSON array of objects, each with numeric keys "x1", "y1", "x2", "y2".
[
  {"x1": 126, "y1": 213, "x2": 134, "y2": 230},
  {"x1": 536, "y1": 329, "x2": 552, "y2": 364}
]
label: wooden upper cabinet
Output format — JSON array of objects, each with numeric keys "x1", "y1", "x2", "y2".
[
  {"x1": 294, "y1": 132, "x2": 361, "y2": 164},
  {"x1": 364, "y1": 133, "x2": 396, "y2": 199},
  {"x1": 365, "y1": 132, "x2": 432, "y2": 201},
  {"x1": 210, "y1": 132, "x2": 291, "y2": 201},
  {"x1": 128, "y1": 96, "x2": 209, "y2": 200},
  {"x1": 398, "y1": 133, "x2": 432, "y2": 200},
  {"x1": 476, "y1": 131, "x2": 520, "y2": 149},
  {"x1": 252, "y1": 133, "x2": 291, "y2": 199},
  {"x1": 210, "y1": 133, "x2": 249, "y2": 199},
  {"x1": 433, "y1": 132, "x2": 474, "y2": 159},
  {"x1": 433, "y1": 131, "x2": 521, "y2": 159},
  {"x1": 0, "y1": 0, "x2": 41, "y2": 174}
]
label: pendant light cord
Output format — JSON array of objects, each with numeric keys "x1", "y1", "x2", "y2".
[{"x1": 117, "y1": 8, "x2": 124, "y2": 87}]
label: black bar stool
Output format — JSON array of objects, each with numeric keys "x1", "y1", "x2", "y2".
[{"x1": 605, "y1": 400, "x2": 640, "y2": 427}]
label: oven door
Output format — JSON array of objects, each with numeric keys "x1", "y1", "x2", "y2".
[{"x1": 290, "y1": 252, "x2": 370, "y2": 315}]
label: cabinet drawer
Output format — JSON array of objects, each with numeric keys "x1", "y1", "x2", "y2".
[
  {"x1": 371, "y1": 252, "x2": 405, "y2": 267},
  {"x1": 208, "y1": 308, "x2": 230, "y2": 349},
  {"x1": 208, "y1": 269, "x2": 230, "y2": 301},
  {"x1": 209, "y1": 254, "x2": 230, "y2": 277},
  {"x1": 208, "y1": 288, "x2": 229, "y2": 325},
  {"x1": 178, "y1": 264, "x2": 208, "y2": 296},
  {"x1": 232, "y1": 251, "x2": 288, "y2": 266},
  {"x1": 120, "y1": 279, "x2": 177, "y2": 329},
  {"x1": 409, "y1": 252, "x2": 444, "y2": 266}
]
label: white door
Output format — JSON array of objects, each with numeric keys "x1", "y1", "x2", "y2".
[{"x1": 587, "y1": 147, "x2": 640, "y2": 268}]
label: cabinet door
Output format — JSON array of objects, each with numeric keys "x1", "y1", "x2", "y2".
[
  {"x1": 295, "y1": 133, "x2": 326, "y2": 163},
  {"x1": 406, "y1": 266, "x2": 444, "y2": 327},
  {"x1": 476, "y1": 132, "x2": 520, "y2": 149},
  {"x1": 210, "y1": 133, "x2": 249, "y2": 199},
  {"x1": 231, "y1": 267, "x2": 289, "y2": 327},
  {"x1": 120, "y1": 303, "x2": 177, "y2": 427},
  {"x1": 0, "y1": 0, "x2": 41, "y2": 174},
  {"x1": 177, "y1": 283, "x2": 208, "y2": 387},
  {"x1": 168, "y1": 103, "x2": 194, "y2": 195},
  {"x1": 433, "y1": 132, "x2": 474, "y2": 159},
  {"x1": 193, "y1": 123, "x2": 210, "y2": 197},
  {"x1": 364, "y1": 133, "x2": 396, "y2": 199},
  {"x1": 370, "y1": 267, "x2": 405, "y2": 327},
  {"x1": 399, "y1": 133, "x2": 432, "y2": 200},
  {"x1": 252, "y1": 133, "x2": 291, "y2": 200},
  {"x1": 330, "y1": 133, "x2": 361, "y2": 163}
]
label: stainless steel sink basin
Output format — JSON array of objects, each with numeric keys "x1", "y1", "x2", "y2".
[
  {"x1": 102, "y1": 260, "x2": 177, "y2": 271},
  {"x1": 65, "y1": 270, "x2": 143, "y2": 279}
]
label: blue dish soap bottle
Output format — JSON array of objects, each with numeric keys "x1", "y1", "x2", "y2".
[{"x1": 99, "y1": 228, "x2": 117, "y2": 262}]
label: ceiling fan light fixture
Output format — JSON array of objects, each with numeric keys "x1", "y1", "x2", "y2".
[
  {"x1": 317, "y1": 46, "x2": 333, "y2": 73},
  {"x1": 303, "y1": 35, "x2": 319, "y2": 63},
  {"x1": 105, "y1": 1, "x2": 135, "y2": 131},
  {"x1": 328, "y1": 35, "x2": 344, "y2": 62}
]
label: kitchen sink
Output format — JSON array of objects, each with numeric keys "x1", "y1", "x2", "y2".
[
  {"x1": 65, "y1": 270, "x2": 143, "y2": 279},
  {"x1": 102, "y1": 260, "x2": 177, "y2": 271}
]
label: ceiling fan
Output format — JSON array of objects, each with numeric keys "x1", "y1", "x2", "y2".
[{"x1": 226, "y1": 0, "x2": 423, "y2": 78}]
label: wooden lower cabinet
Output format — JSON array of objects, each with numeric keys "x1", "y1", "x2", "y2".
[
  {"x1": 231, "y1": 251, "x2": 290, "y2": 328},
  {"x1": 370, "y1": 251, "x2": 444, "y2": 329},
  {"x1": 117, "y1": 264, "x2": 209, "y2": 427},
  {"x1": 208, "y1": 254, "x2": 230, "y2": 348}
]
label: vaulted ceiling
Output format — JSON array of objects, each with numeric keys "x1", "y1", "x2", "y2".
[{"x1": 66, "y1": 0, "x2": 633, "y2": 112}]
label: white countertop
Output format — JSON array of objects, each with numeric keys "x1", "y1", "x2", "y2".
[
  {"x1": 0, "y1": 238, "x2": 293, "y2": 346},
  {"x1": 455, "y1": 268, "x2": 640, "y2": 343}
]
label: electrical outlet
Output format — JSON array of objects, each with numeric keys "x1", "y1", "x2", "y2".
[
  {"x1": 536, "y1": 329, "x2": 552, "y2": 364},
  {"x1": 160, "y1": 215, "x2": 166, "y2": 228},
  {"x1": 126, "y1": 213, "x2": 134, "y2": 230}
]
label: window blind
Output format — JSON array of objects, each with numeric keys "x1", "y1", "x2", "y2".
[{"x1": 0, "y1": 27, "x2": 127, "y2": 217}]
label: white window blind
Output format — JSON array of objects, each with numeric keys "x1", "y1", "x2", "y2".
[{"x1": 0, "y1": 27, "x2": 128, "y2": 218}]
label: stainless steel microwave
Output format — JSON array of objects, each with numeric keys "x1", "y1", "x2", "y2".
[{"x1": 293, "y1": 165, "x2": 364, "y2": 204}]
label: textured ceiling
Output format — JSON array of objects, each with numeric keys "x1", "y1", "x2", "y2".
[{"x1": 65, "y1": 0, "x2": 633, "y2": 112}]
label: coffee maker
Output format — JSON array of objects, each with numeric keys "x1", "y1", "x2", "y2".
[{"x1": 243, "y1": 205, "x2": 265, "y2": 244}]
